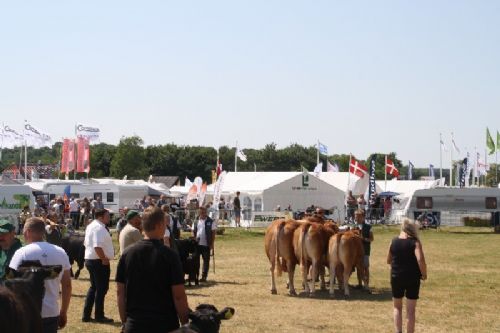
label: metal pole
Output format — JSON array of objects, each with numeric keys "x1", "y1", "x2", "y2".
[
  {"x1": 384, "y1": 155, "x2": 387, "y2": 191},
  {"x1": 317, "y1": 140, "x2": 320, "y2": 165},
  {"x1": 450, "y1": 132, "x2": 453, "y2": 187},
  {"x1": 234, "y1": 141, "x2": 237, "y2": 172},
  {"x1": 439, "y1": 133, "x2": 443, "y2": 184}
]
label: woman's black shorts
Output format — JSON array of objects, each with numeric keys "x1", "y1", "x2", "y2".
[{"x1": 391, "y1": 276, "x2": 420, "y2": 300}]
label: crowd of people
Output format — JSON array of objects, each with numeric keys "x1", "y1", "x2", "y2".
[
  {"x1": 0, "y1": 189, "x2": 428, "y2": 333},
  {"x1": 346, "y1": 190, "x2": 395, "y2": 223}
]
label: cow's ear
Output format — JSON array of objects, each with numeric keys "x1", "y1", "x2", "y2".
[{"x1": 216, "y1": 307, "x2": 235, "y2": 320}]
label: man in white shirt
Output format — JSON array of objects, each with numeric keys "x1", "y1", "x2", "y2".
[
  {"x1": 193, "y1": 206, "x2": 217, "y2": 282},
  {"x1": 69, "y1": 197, "x2": 80, "y2": 230},
  {"x1": 82, "y1": 208, "x2": 114, "y2": 323},
  {"x1": 10, "y1": 217, "x2": 72, "y2": 333}
]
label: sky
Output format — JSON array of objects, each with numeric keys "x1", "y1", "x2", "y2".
[{"x1": 1, "y1": 1, "x2": 499, "y2": 168}]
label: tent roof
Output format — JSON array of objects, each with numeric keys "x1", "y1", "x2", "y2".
[{"x1": 375, "y1": 179, "x2": 440, "y2": 197}]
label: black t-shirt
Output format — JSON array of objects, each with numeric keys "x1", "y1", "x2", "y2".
[
  {"x1": 390, "y1": 237, "x2": 421, "y2": 280},
  {"x1": 233, "y1": 197, "x2": 241, "y2": 210},
  {"x1": 116, "y1": 239, "x2": 184, "y2": 332}
]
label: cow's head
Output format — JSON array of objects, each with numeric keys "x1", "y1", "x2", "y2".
[
  {"x1": 188, "y1": 304, "x2": 235, "y2": 333},
  {"x1": 5, "y1": 260, "x2": 62, "y2": 313}
]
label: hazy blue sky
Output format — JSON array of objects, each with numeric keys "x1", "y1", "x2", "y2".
[{"x1": 1, "y1": 1, "x2": 499, "y2": 167}]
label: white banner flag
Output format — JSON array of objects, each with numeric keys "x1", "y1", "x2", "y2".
[
  {"x1": 213, "y1": 171, "x2": 227, "y2": 210},
  {"x1": 24, "y1": 122, "x2": 48, "y2": 148},
  {"x1": 1, "y1": 125, "x2": 24, "y2": 148},
  {"x1": 76, "y1": 124, "x2": 100, "y2": 143}
]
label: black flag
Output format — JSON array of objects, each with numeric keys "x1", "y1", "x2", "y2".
[{"x1": 459, "y1": 157, "x2": 468, "y2": 188}]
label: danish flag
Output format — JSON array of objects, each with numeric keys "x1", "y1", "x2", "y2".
[
  {"x1": 386, "y1": 158, "x2": 400, "y2": 178},
  {"x1": 349, "y1": 157, "x2": 368, "y2": 178}
]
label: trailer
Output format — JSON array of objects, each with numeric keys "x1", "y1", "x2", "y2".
[
  {"x1": 26, "y1": 180, "x2": 150, "y2": 212},
  {"x1": 408, "y1": 187, "x2": 500, "y2": 227},
  {"x1": 0, "y1": 184, "x2": 34, "y2": 229}
]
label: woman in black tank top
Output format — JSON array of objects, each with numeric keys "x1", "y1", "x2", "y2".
[{"x1": 387, "y1": 220, "x2": 427, "y2": 333}]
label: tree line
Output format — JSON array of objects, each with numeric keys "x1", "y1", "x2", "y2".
[{"x1": 2, "y1": 135, "x2": 493, "y2": 185}]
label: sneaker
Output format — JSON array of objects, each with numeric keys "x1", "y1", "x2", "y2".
[
  {"x1": 81, "y1": 317, "x2": 92, "y2": 323},
  {"x1": 95, "y1": 316, "x2": 114, "y2": 323},
  {"x1": 200, "y1": 277, "x2": 207, "y2": 282}
]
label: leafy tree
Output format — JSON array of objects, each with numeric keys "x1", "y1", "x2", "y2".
[
  {"x1": 90, "y1": 143, "x2": 117, "y2": 178},
  {"x1": 110, "y1": 136, "x2": 147, "y2": 179}
]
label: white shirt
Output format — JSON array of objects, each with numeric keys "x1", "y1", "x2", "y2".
[
  {"x1": 196, "y1": 218, "x2": 217, "y2": 247},
  {"x1": 69, "y1": 200, "x2": 79, "y2": 212},
  {"x1": 9, "y1": 242, "x2": 71, "y2": 318},
  {"x1": 84, "y1": 219, "x2": 114, "y2": 260}
]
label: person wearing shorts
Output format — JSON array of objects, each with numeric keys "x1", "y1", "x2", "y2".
[{"x1": 387, "y1": 220, "x2": 427, "y2": 333}]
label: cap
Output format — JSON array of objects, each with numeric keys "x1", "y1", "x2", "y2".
[
  {"x1": 126, "y1": 210, "x2": 140, "y2": 221},
  {"x1": 0, "y1": 220, "x2": 15, "y2": 233}
]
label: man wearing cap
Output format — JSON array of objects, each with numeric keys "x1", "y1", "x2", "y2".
[
  {"x1": 10, "y1": 217, "x2": 72, "y2": 333},
  {"x1": 119, "y1": 210, "x2": 143, "y2": 255},
  {"x1": 0, "y1": 220, "x2": 22, "y2": 281}
]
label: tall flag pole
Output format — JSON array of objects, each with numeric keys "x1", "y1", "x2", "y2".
[
  {"x1": 384, "y1": 155, "x2": 387, "y2": 191},
  {"x1": 450, "y1": 132, "x2": 454, "y2": 187},
  {"x1": 497, "y1": 130, "x2": 500, "y2": 184},
  {"x1": 439, "y1": 133, "x2": 444, "y2": 184},
  {"x1": 317, "y1": 140, "x2": 320, "y2": 165},
  {"x1": 234, "y1": 141, "x2": 238, "y2": 172},
  {"x1": 408, "y1": 161, "x2": 414, "y2": 180},
  {"x1": 24, "y1": 120, "x2": 28, "y2": 182}
]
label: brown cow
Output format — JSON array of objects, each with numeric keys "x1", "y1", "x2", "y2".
[
  {"x1": 294, "y1": 221, "x2": 337, "y2": 296},
  {"x1": 264, "y1": 219, "x2": 301, "y2": 295},
  {"x1": 328, "y1": 230, "x2": 367, "y2": 298}
]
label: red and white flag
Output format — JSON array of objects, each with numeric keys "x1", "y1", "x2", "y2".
[
  {"x1": 76, "y1": 137, "x2": 90, "y2": 173},
  {"x1": 216, "y1": 159, "x2": 222, "y2": 177},
  {"x1": 349, "y1": 157, "x2": 368, "y2": 178},
  {"x1": 385, "y1": 158, "x2": 400, "y2": 178}
]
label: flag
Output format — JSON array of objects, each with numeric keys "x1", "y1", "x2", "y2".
[
  {"x1": 66, "y1": 139, "x2": 75, "y2": 173},
  {"x1": 429, "y1": 164, "x2": 435, "y2": 178},
  {"x1": 63, "y1": 185, "x2": 71, "y2": 201},
  {"x1": 313, "y1": 162, "x2": 323, "y2": 176},
  {"x1": 452, "y1": 138, "x2": 460, "y2": 154},
  {"x1": 76, "y1": 137, "x2": 90, "y2": 173},
  {"x1": 212, "y1": 171, "x2": 227, "y2": 210},
  {"x1": 185, "y1": 177, "x2": 193, "y2": 189},
  {"x1": 385, "y1": 158, "x2": 400, "y2": 178},
  {"x1": 61, "y1": 139, "x2": 70, "y2": 173},
  {"x1": 349, "y1": 157, "x2": 368, "y2": 178},
  {"x1": 237, "y1": 148, "x2": 247, "y2": 162},
  {"x1": 486, "y1": 127, "x2": 495, "y2": 154},
  {"x1": 497, "y1": 130, "x2": 500, "y2": 152},
  {"x1": 24, "y1": 121, "x2": 45, "y2": 148},
  {"x1": 1, "y1": 125, "x2": 23, "y2": 148},
  {"x1": 440, "y1": 138, "x2": 448, "y2": 152},
  {"x1": 408, "y1": 161, "x2": 414, "y2": 180},
  {"x1": 199, "y1": 183, "x2": 208, "y2": 205},
  {"x1": 216, "y1": 160, "x2": 222, "y2": 177},
  {"x1": 301, "y1": 165, "x2": 308, "y2": 173},
  {"x1": 186, "y1": 184, "x2": 198, "y2": 202},
  {"x1": 318, "y1": 142, "x2": 328, "y2": 155},
  {"x1": 477, "y1": 155, "x2": 488, "y2": 176},
  {"x1": 76, "y1": 124, "x2": 100, "y2": 143},
  {"x1": 327, "y1": 161, "x2": 339, "y2": 172},
  {"x1": 368, "y1": 156, "x2": 376, "y2": 200}
]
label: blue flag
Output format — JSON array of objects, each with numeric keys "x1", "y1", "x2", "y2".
[
  {"x1": 318, "y1": 142, "x2": 328, "y2": 155},
  {"x1": 429, "y1": 164, "x2": 435, "y2": 178},
  {"x1": 408, "y1": 161, "x2": 414, "y2": 180}
]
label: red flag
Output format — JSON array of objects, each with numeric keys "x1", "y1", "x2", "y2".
[
  {"x1": 349, "y1": 157, "x2": 368, "y2": 178},
  {"x1": 216, "y1": 159, "x2": 222, "y2": 177},
  {"x1": 386, "y1": 158, "x2": 400, "y2": 178},
  {"x1": 67, "y1": 139, "x2": 75, "y2": 172},
  {"x1": 61, "y1": 139, "x2": 70, "y2": 173},
  {"x1": 77, "y1": 137, "x2": 90, "y2": 173}
]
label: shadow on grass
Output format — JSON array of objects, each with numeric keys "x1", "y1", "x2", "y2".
[
  {"x1": 445, "y1": 231, "x2": 497, "y2": 235},
  {"x1": 293, "y1": 286, "x2": 392, "y2": 302}
]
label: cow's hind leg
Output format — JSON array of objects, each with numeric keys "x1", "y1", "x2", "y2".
[
  {"x1": 343, "y1": 266, "x2": 351, "y2": 298},
  {"x1": 287, "y1": 260, "x2": 297, "y2": 296}
]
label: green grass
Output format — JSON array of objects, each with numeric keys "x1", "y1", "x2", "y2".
[{"x1": 61, "y1": 225, "x2": 500, "y2": 333}]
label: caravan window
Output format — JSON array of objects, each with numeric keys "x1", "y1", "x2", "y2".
[
  {"x1": 485, "y1": 197, "x2": 497, "y2": 209},
  {"x1": 416, "y1": 197, "x2": 433, "y2": 209},
  {"x1": 72, "y1": 193, "x2": 80, "y2": 198},
  {"x1": 93, "y1": 192, "x2": 102, "y2": 200},
  {"x1": 106, "y1": 192, "x2": 114, "y2": 203}
]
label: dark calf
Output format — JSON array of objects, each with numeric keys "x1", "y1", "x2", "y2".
[
  {"x1": 175, "y1": 238, "x2": 200, "y2": 286},
  {"x1": 4, "y1": 260, "x2": 62, "y2": 333},
  {"x1": 60, "y1": 232, "x2": 85, "y2": 279}
]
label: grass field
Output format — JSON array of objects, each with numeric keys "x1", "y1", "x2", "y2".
[{"x1": 62, "y1": 226, "x2": 500, "y2": 333}]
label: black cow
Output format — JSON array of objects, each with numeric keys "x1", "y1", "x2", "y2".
[
  {"x1": 175, "y1": 238, "x2": 200, "y2": 286},
  {"x1": 46, "y1": 227, "x2": 85, "y2": 279},
  {"x1": 170, "y1": 304, "x2": 235, "y2": 333},
  {"x1": 4, "y1": 260, "x2": 62, "y2": 333},
  {"x1": 60, "y1": 232, "x2": 85, "y2": 279}
]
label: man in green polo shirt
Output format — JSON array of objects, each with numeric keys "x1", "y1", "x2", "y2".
[{"x1": 0, "y1": 219, "x2": 23, "y2": 281}]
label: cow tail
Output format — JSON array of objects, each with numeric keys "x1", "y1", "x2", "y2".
[
  {"x1": 301, "y1": 223, "x2": 311, "y2": 268},
  {"x1": 274, "y1": 221, "x2": 285, "y2": 277}
]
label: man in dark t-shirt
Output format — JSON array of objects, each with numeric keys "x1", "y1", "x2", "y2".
[{"x1": 116, "y1": 207, "x2": 189, "y2": 333}]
